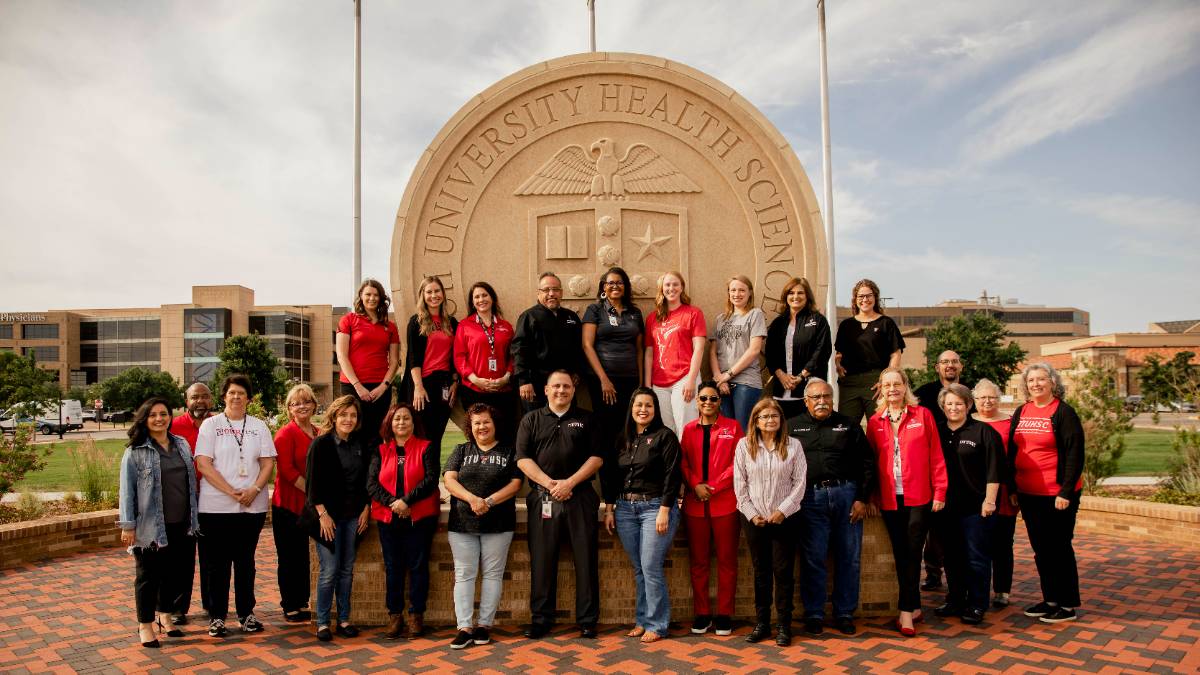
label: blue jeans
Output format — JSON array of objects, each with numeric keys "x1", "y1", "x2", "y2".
[
  {"x1": 720, "y1": 383, "x2": 761, "y2": 432},
  {"x1": 614, "y1": 498, "x2": 680, "y2": 636},
  {"x1": 798, "y1": 481, "x2": 862, "y2": 620},
  {"x1": 448, "y1": 531, "x2": 514, "y2": 629},
  {"x1": 938, "y1": 510, "x2": 994, "y2": 613},
  {"x1": 378, "y1": 516, "x2": 437, "y2": 615},
  {"x1": 315, "y1": 517, "x2": 359, "y2": 626}
]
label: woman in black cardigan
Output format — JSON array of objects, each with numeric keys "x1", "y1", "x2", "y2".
[
  {"x1": 1006, "y1": 362, "x2": 1085, "y2": 624},
  {"x1": 402, "y1": 275, "x2": 460, "y2": 453},
  {"x1": 765, "y1": 277, "x2": 831, "y2": 420},
  {"x1": 305, "y1": 395, "x2": 370, "y2": 641}
]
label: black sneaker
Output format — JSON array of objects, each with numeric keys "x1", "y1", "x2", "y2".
[
  {"x1": 835, "y1": 617, "x2": 856, "y2": 635},
  {"x1": 316, "y1": 625, "x2": 332, "y2": 642},
  {"x1": 336, "y1": 623, "x2": 359, "y2": 638},
  {"x1": 803, "y1": 618, "x2": 824, "y2": 635},
  {"x1": 961, "y1": 608, "x2": 985, "y2": 625},
  {"x1": 992, "y1": 593, "x2": 1010, "y2": 608},
  {"x1": 691, "y1": 615, "x2": 712, "y2": 634},
  {"x1": 240, "y1": 614, "x2": 263, "y2": 633},
  {"x1": 208, "y1": 618, "x2": 227, "y2": 638},
  {"x1": 713, "y1": 615, "x2": 733, "y2": 636},
  {"x1": 450, "y1": 630, "x2": 473, "y2": 649},
  {"x1": 472, "y1": 626, "x2": 491, "y2": 645},
  {"x1": 171, "y1": 614, "x2": 188, "y2": 626},
  {"x1": 1023, "y1": 601, "x2": 1056, "y2": 618},
  {"x1": 1039, "y1": 607, "x2": 1077, "y2": 624}
]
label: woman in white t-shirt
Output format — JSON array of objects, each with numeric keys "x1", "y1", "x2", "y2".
[
  {"x1": 708, "y1": 275, "x2": 767, "y2": 432},
  {"x1": 194, "y1": 373, "x2": 278, "y2": 639}
]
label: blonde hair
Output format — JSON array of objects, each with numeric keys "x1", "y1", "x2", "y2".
[
  {"x1": 416, "y1": 276, "x2": 455, "y2": 337},
  {"x1": 874, "y1": 367, "x2": 919, "y2": 413},
  {"x1": 319, "y1": 395, "x2": 361, "y2": 435},
  {"x1": 745, "y1": 398, "x2": 789, "y2": 461},
  {"x1": 284, "y1": 384, "x2": 317, "y2": 422},
  {"x1": 723, "y1": 275, "x2": 756, "y2": 319},
  {"x1": 654, "y1": 271, "x2": 691, "y2": 321}
]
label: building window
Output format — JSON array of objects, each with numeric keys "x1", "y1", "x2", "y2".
[
  {"x1": 80, "y1": 321, "x2": 98, "y2": 341},
  {"x1": 186, "y1": 309, "x2": 231, "y2": 336},
  {"x1": 0, "y1": 324, "x2": 12, "y2": 339},
  {"x1": 22, "y1": 323, "x2": 59, "y2": 339},
  {"x1": 23, "y1": 346, "x2": 60, "y2": 362}
]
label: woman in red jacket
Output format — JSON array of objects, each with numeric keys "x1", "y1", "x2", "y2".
[
  {"x1": 679, "y1": 381, "x2": 745, "y2": 637},
  {"x1": 366, "y1": 403, "x2": 440, "y2": 640},
  {"x1": 866, "y1": 367, "x2": 947, "y2": 636},
  {"x1": 271, "y1": 384, "x2": 319, "y2": 623},
  {"x1": 454, "y1": 281, "x2": 517, "y2": 444}
]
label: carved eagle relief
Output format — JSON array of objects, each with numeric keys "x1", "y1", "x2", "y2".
[{"x1": 515, "y1": 138, "x2": 701, "y2": 200}]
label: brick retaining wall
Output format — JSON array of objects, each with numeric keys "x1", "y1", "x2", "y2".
[
  {"x1": 0, "y1": 509, "x2": 120, "y2": 569},
  {"x1": 1076, "y1": 496, "x2": 1200, "y2": 549}
]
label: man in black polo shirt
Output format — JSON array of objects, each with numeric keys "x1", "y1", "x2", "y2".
[
  {"x1": 788, "y1": 378, "x2": 875, "y2": 636},
  {"x1": 516, "y1": 370, "x2": 604, "y2": 639},
  {"x1": 512, "y1": 272, "x2": 585, "y2": 416},
  {"x1": 913, "y1": 350, "x2": 970, "y2": 590}
]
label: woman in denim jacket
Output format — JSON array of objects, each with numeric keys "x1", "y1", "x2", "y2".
[{"x1": 118, "y1": 397, "x2": 201, "y2": 649}]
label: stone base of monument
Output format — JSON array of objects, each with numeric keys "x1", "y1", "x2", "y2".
[{"x1": 308, "y1": 503, "x2": 898, "y2": 626}]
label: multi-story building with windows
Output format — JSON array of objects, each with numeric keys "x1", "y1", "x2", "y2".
[{"x1": 0, "y1": 286, "x2": 346, "y2": 403}]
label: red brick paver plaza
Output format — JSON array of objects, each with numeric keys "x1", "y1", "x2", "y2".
[{"x1": 1, "y1": 528, "x2": 1197, "y2": 674}]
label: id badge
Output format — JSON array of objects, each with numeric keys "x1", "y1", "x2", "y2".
[
  {"x1": 608, "y1": 315, "x2": 619, "y2": 327},
  {"x1": 441, "y1": 384, "x2": 451, "y2": 402},
  {"x1": 541, "y1": 500, "x2": 553, "y2": 519},
  {"x1": 238, "y1": 462, "x2": 248, "y2": 477},
  {"x1": 488, "y1": 356, "x2": 498, "y2": 372}
]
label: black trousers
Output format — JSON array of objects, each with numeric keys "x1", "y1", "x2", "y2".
[
  {"x1": 526, "y1": 487, "x2": 600, "y2": 627},
  {"x1": 990, "y1": 514, "x2": 1017, "y2": 594},
  {"x1": 176, "y1": 527, "x2": 203, "y2": 616},
  {"x1": 881, "y1": 496, "x2": 931, "y2": 612},
  {"x1": 133, "y1": 522, "x2": 194, "y2": 624},
  {"x1": 272, "y1": 506, "x2": 311, "y2": 613},
  {"x1": 742, "y1": 515, "x2": 797, "y2": 625},
  {"x1": 587, "y1": 374, "x2": 639, "y2": 480},
  {"x1": 1018, "y1": 491, "x2": 1082, "y2": 608},
  {"x1": 413, "y1": 370, "x2": 454, "y2": 453},
  {"x1": 342, "y1": 382, "x2": 391, "y2": 449},
  {"x1": 457, "y1": 386, "x2": 519, "y2": 446},
  {"x1": 923, "y1": 527, "x2": 944, "y2": 581},
  {"x1": 198, "y1": 512, "x2": 266, "y2": 621}
]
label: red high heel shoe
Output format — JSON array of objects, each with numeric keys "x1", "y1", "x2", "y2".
[{"x1": 895, "y1": 617, "x2": 916, "y2": 637}]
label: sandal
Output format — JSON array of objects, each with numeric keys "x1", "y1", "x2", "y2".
[
  {"x1": 626, "y1": 626, "x2": 646, "y2": 638},
  {"x1": 640, "y1": 631, "x2": 664, "y2": 643}
]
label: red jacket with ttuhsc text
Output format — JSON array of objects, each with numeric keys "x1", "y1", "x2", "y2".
[{"x1": 866, "y1": 404, "x2": 948, "y2": 510}]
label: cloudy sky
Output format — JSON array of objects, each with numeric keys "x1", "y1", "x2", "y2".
[{"x1": 1, "y1": 0, "x2": 1197, "y2": 334}]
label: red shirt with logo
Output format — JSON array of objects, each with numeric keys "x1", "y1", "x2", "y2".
[
  {"x1": 454, "y1": 315, "x2": 515, "y2": 392},
  {"x1": 646, "y1": 304, "x2": 707, "y2": 387},
  {"x1": 421, "y1": 322, "x2": 454, "y2": 377},
  {"x1": 1012, "y1": 400, "x2": 1079, "y2": 496},
  {"x1": 272, "y1": 420, "x2": 315, "y2": 515},
  {"x1": 982, "y1": 417, "x2": 1019, "y2": 516},
  {"x1": 680, "y1": 416, "x2": 745, "y2": 517},
  {"x1": 866, "y1": 405, "x2": 948, "y2": 510},
  {"x1": 338, "y1": 312, "x2": 400, "y2": 384}
]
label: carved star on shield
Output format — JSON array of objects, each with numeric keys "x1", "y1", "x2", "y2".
[{"x1": 630, "y1": 224, "x2": 672, "y2": 262}]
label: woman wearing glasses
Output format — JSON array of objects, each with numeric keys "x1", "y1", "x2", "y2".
[
  {"x1": 583, "y1": 267, "x2": 645, "y2": 463},
  {"x1": 971, "y1": 379, "x2": 1019, "y2": 609},
  {"x1": 834, "y1": 279, "x2": 905, "y2": 426},
  {"x1": 680, "y1": 381, "x2": 744, "y2": 637},
  {"x1": 271, "y1": 384, "x2": 319, "y2": 623},
  {"x1": 734, "y1": 399, "x2": 806, "y2": 646}
]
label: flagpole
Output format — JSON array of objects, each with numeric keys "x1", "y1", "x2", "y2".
[
  {"x1": 353, "y1": 0, "x2": 363, "y2": 294},
  {"x1": 817, "y1": 0, "x2": 838, "y2": 398},
  {"x1": 588, "y1": 0, "x2": 596, "y2": 52}
]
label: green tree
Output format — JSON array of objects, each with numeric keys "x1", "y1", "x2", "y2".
[
  {"x1": 90, "y1": 368, "x2": 185, "y2": 412},
  {"x1": 212, "y1": 334, "x2": 288, "y2": 415},
  {"x1": 1068, "y1": 358, "x2": 1134, "y2": 492},
  {"x1": 922, "y1": 312, "x2": 1026, "y2": 387},
  {"x1": 64, "y1": 386, "x2": 90, "y2": 404},
  {"x1": 0, "y1": 352, "x2": 59, "y2": 410},
  {"x1": 0, "y1": 426, "x2": 50, "y2": 495},
  {"x1": 1138, "y1": 351, "x2": 1199, "y2": 410}
]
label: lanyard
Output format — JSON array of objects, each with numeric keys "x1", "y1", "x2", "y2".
[
  {"x1": 477, "y1": 313, "x2": 498, "y2": 355},
  {"x1": 226, "y1": 414, "x2": 247, "y2": 452}
]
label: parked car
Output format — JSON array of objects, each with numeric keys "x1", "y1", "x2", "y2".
[
  {"x1": 1123, "y1": 395, "x2": 1144, "y2": 412},
  {"x1": 102, "y1": 409, "x2": 132, "y2": 423},
  {"x1": 81, "y1": 409, "x2": 98, "y2": 423},
  {"x1": 1171, "y1": 401, "x2": 1198, "y2": 413},
  {"x1": 0, "y1": 400, "x2": 84, "y2": 434}
]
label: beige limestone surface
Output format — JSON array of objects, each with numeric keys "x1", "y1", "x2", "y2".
[{"x1": 392, "y1": 52, "x2": 827, "y2": 329}]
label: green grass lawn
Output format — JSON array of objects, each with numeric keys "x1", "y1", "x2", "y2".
[{"x1": 13, "y1": 426, "x2": 1176, "y2": 492}]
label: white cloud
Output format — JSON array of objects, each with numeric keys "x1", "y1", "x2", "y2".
[
  {"x1": 964, "y1": 4, "x2": 1200, "y2": 163},
  {"x1": 1065, "y1": 193, "x2": 1200, "y2": 233}
]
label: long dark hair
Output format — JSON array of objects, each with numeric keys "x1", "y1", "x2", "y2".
[
  {"x1": 620, "y1": 387, "x2": 664, "y2": 454},
  {"x1": 595, "y1": 266, "x2": 633, "y2": 306},
  {"x1": 379, "y1": 402, "x2": 425, "y2": 444},
  {"x1": 465, "y1": 281, "x2": 503, "y2": 320},
  {"x1": 128, "y1": 397, "x2": 172, "y2": 446}
]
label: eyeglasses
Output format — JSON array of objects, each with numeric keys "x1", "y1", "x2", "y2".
[
  {"x1": 539, "y1": 287, "x2": 562, "y2": 294},
  {"x1": 855, "y1": 293, "x2": 875, "y2": 300},
  {"x1": 288, "y1": 401, "x2": 315, "y2": 408},
  {"x1": 756, "y1": 413, "x2": 781, "y2": 420},
  {"x1": 603, "y1": 281, "x2": 624, "y2": 287},
  {"x1": 805, "y1": 394, "x2": 833, "y2": 401},
  {"x1": 976, "y1": 396, "x2": 998, "y2": 401},
  {"x1": 937, "y1": 359, "x2": 962, "y2": 365},
  {"x1": 697, "y1": 395, "x2": 720, "y2": 402}
]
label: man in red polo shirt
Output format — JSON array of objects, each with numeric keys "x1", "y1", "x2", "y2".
[{"x1": 168, "y1": 382, "x2": 214, "y2": 625}]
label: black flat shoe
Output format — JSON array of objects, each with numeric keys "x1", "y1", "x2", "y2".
[
  {"x1": 774, "y1": 625, "x2": 791, "y2": 647},
  {"x1": 961, "y1": 608, "x2": 985, "y2": 625},
  {"x1": 171, "y1": 614, "x2": 188, "y2": 626},
  {"x1": 934, "y1": 602, "x2": 963, "y2": 617},
  {"x1": 316, "y1": 625, "x2": 333, "y2": 641},
  {"x1": 745, "y1": 623, "x2": 771, "y2": 643},
  {"x1": 284, "y1": 610, "x2": 311, "y2": 623},
  {"x1": 803, "y1": 618, "x2": 823, "y2": 635},
  {"x1": 579, "y1": 623, "x2": 598, "y2": 639},
  {"x1": 835, "y1": 617, "x2": 856, "y2": 635},
  {"x1": 336, "y1": 623, "x2": 359, "y2": 638},
  {"x1": 524, "y1": 623, "x2": 551, "y2": 639}
]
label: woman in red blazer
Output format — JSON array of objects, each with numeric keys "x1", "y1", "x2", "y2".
[
  {"x1": 679, "y1": 381, "x2": 745, "y2": 637},
  {"x1": 366, "y1": 403, "x2": 440, "y2": 640},
  {"x1": 866, "y1": 368, "x2": 947, "y2": 636}
]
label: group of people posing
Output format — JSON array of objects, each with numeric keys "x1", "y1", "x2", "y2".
[{"x1": 117, "y1": 270, "x2": 1085, "y2": 650}]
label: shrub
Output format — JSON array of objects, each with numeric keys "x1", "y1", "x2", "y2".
[
  {"x1": 15, "y1": 490, "x2": 45, "y2": 519},
  {"x1": 1069, "y1": 359, "x2": 1134, "y2": 493},
  {"x1": 1149, "y1": 489, "x2": 1200, "y2": 507},
  {"x1": 1163, "y1": 427, "x2": 1200, "y2": 496},
  {"x1": 70, "y1": 436, "x2": 118, "y2": 504},
  {"x1": 0, "y1": 425, "x2": 51, "y2": 495}
]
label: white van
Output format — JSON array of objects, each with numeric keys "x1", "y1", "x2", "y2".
[{"x1": 0, "y1": 400, "x2": 85, "y2": 434}]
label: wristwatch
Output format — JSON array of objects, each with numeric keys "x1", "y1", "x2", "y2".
[{"x1": 484, "y1": 497, "x2": 496, "y2": 507}]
